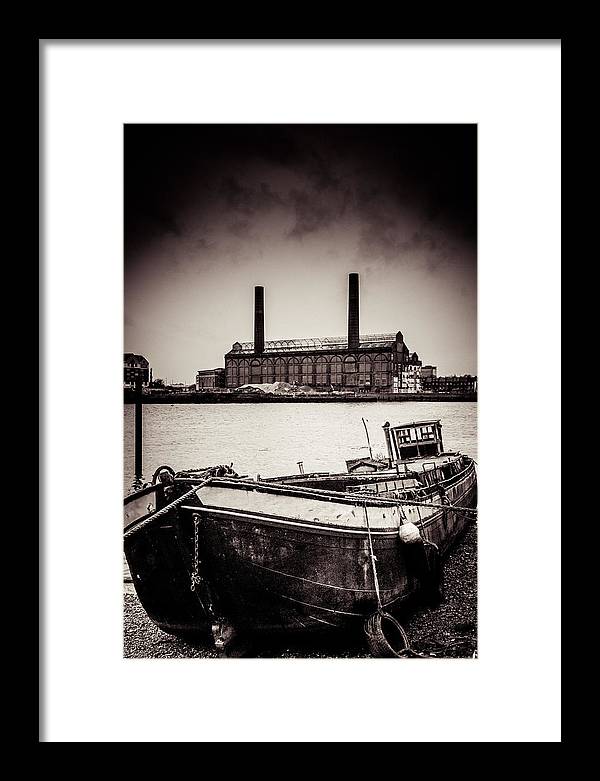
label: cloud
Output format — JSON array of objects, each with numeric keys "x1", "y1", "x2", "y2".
[
  {"x1": 287, "y1": 189, "x2": 336, "y2": 240},
  {"x1": 228, "y1": 220, "x2": 252, "y2": 238},
  {"x1": 219, "y1": 177, "x2": 284, "y2": 216}
]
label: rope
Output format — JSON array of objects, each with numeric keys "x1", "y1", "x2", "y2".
[
  {"x1": 363, "y1": 502, "x2": 382, "y2": 610},
  {"x1": 123, "y1": 479, "x2": 211, "y2": 541},
  {"x1": 355, "y1": 493, "x2": 477, "y2": 514}
]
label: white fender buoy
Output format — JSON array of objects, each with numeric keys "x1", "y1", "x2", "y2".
[{"x1": 398, "y1": 522, "x2": 421, "y2": 544}]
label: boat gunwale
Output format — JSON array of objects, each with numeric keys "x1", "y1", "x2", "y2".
[
  {"x1": 180, "y1": 503, "x2": 409, "y2": 536},
  {"x1": 124, "y1": 483, "x2": 161, "y2": 505},
  {"x1": 179, "y1": 478, "x2": 479, "y2": 537},
  {"x1": 192, "y1": 458, "x2": 475, "y2": 509}
]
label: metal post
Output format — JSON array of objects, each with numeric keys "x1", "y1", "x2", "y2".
[{"x1": 135, "y1": 374, "x2": 143, "y2": 481}]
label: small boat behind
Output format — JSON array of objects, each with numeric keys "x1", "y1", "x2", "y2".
[{"x1": 124, "y1": 419, "x2": 477, "y2": 656}]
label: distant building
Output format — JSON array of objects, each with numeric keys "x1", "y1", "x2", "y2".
[
  {"x1": 224, "y1": 274, "x2": 420, "y2": 393},
  {"x1": 421, "y1": 365, "x2": 437, "y2": 380},
  {"x1": 165, "y1": 382, "x2": 190, "y2": 392},
  {"x1": 196, "y1": 368, "x2": 226, "y2": 390},
  {"x1": 398, "y1": 352, "x2": 422, "y2": 393},
  {"x1": 421, "y1": 374, "x2": 477, "y2": 394},
  {"x1": 124, "y1": 353, "x2": 151, "y2": 388}
]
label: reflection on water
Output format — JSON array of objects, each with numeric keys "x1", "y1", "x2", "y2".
[{"x1": 123, "y1": 401, "x2": 477, "y2": 494}]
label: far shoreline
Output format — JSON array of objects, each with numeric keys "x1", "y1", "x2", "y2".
[{"x1": 124, "y1": 391, "x2": 477, "y2": 405}]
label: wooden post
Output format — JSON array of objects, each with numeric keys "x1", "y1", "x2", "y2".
[{"x1": 135, "y1": 375, "x2": 143, "y2": 480}]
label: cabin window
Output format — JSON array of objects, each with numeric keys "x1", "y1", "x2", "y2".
[
  {"x1": 398, "y1": 429, "x2": 411, "y2": 444},
  {"x1": 399, "y1": 445, "x2": 419, "y2": 459}
]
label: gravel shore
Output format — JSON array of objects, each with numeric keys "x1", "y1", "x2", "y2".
[{"x1": 124, "y1": 521, "x2": 477, "y2": 659}]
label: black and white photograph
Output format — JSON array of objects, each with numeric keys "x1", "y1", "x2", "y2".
[
  {"x1": 123, "y1": 123, "x2": 478, "y2": 659},
  {"x1": 41, "y1": 39, "x2": 561, "y2": 743}
]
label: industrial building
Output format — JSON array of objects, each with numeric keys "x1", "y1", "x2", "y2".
[
  {"x1": 421, "y1": 365, "x2": 437, "y2": 380},
  {"x1": 421, "y1": 374, "x2": 478, "y2": 394},
  {"x1": 196, "y1": 368, "x2": 226, "y2": 390},
  {"x1": 224, "y1": 273, "x2": 421, "y2": 392}
]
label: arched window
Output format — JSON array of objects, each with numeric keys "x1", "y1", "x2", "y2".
[
  {"x1": 344, "y1": 355, "x2": 358, "y2": 386},
  {"x1": 263, "y1": 359, "x2": 275, "y2": 383},
  {"x1": 239, "y1": 360, "x2": 250, "y2": 385},
  {"x1": 358, "y1": 355, "x2": 372, "y2": 387},
  {"x1": 300, "y1": 357, "x2": 314, "y2": 385},
  {"x1": 315, "y1": 356, "x2": 329, "y2": 386},
  {"x1": 274, "y1": 358, "x2": 287, "y2": 382},
  {"x1": 330, "y1": 355, "x2": 342, "y2": 386},
  {"x1": 288, "y1": 357, "x2": 300, "y2": 384},
  {"x1": 373, "y1": 354, "x2": 391, "y2": 387},
  {"x1": 226, "y1": 360, "x2": 239, "y2": 388},
  {"x1": 250, "y1": 359, "x2": 263, "y2": 384}
]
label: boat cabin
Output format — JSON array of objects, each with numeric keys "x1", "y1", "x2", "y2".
[
  {"x1": 383, "y1": 420, "x2": 444, "y2": 463},
  {"x1": 345, "y1": 457, "x2": 389, "y2": 474}
]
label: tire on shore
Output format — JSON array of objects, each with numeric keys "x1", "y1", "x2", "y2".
[{"x1": 364, "y1": 611, "x2": 410, "y2": 658}]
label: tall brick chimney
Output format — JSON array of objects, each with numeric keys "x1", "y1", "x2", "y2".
[
  {"x1": 348, "y1": 273, "x2": 360, "y2": 349},
  {"x1": 254, "y1": 285, "x2": 265, "y2": 354}
]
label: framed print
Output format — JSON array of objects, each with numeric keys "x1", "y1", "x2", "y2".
[{"x1": 41, "y1": 39, "x2": 561, "y2": 743}]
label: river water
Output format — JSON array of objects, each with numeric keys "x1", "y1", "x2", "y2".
[{"x1": 123, "y1": 401, "x2": 477, "y2": 494}]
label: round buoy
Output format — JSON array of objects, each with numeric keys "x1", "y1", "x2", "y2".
[{"x1": 398, "y1": 522, "x2": 421, "y2": 544}]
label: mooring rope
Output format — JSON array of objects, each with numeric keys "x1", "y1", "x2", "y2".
[
  {"x1": 356, "y1": 493, "x2": 477, "y2": 515},
  {"x1": 363, "y1": 502, "x2": 382, "y2": 610}
]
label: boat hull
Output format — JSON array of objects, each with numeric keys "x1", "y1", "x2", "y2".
[
  {"x1": 124, "y1": 459, "x2": 476, "y2": 636},
  {"x1": 186, "y1": 474, "x2": 476, "y2": 632}
]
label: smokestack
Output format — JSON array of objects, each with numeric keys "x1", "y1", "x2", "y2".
[
  {"x1": 254, "y1": 286, "x2": 265, "y2": 354},
  {"x1": 348, "y1": 273, "x2": 359, "y2": 349}
]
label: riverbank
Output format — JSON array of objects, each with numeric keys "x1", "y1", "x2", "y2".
[
  {"x1": 124, "y1": 390, "x2": 477, "y2": 404},
  {"x1": 123, "y1": 521, "x2": 477, "y2": 659}
]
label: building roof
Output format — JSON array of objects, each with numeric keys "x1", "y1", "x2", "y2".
[
  {"x1": 124, "y1": 353, "x2": 149, "y2": 367},
  {"x1": 389, "y1": 420, "x2": 441, "y2": 429},
  {"x1": 227, "y1": 333, "x2": 399, "y2": 354}
]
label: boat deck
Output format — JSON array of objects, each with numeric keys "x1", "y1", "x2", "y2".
[{"x1": 363, "y1": 451, "x2": 464, "y2": 477}]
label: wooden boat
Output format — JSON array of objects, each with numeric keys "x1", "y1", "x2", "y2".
[{"x1": 124, "y1": 420, "x2": 477, "y2": 655}]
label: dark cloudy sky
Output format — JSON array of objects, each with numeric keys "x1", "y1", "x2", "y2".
[{"x1": 125, "y1": 124, "x2": 477, "y2": 383}]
